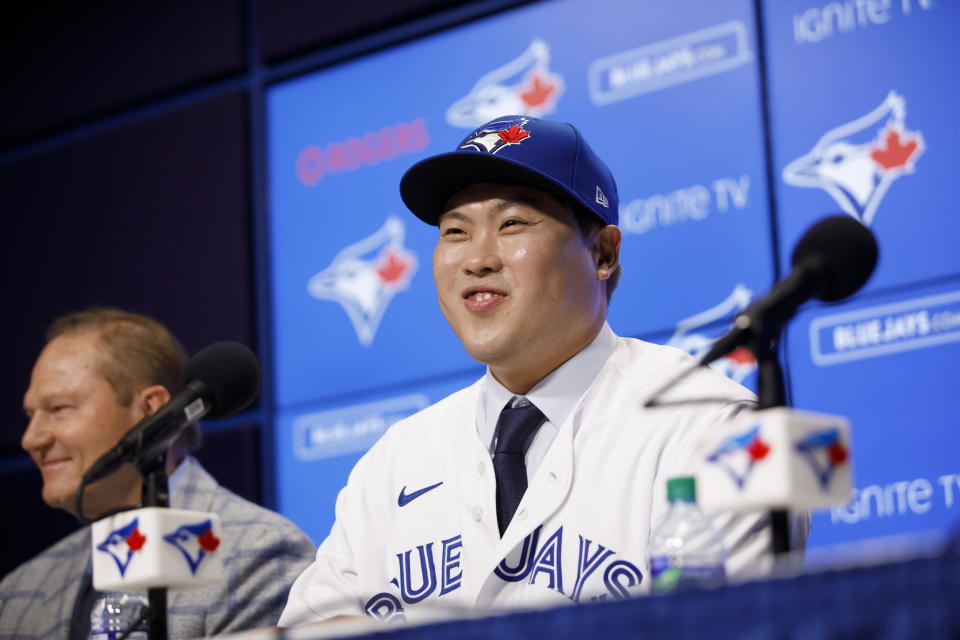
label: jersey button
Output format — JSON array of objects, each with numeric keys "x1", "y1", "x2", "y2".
[
  {"x1": 471, "y1": 505, "x2": 484, "y2": 522},
  {"x1": 548, "y1": 471, "x2": 559, "y2": 484}
]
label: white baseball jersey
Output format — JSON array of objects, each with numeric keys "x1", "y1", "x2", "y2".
[{"x1": 280, "y1": 335, "x2": 792, "y2": 626}]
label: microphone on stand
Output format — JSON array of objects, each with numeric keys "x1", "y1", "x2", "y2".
[
  {"x1": 646, "y1": 216, "x2": 879, "y2": 409},
  {"x1": 84, "y1": 341, "x2": 261, "y2": 485},
  {"x1": 88, "y1": 341, "x2": 261, "y2": 612},
  {"x1": 693, "y1": 216, "x2": 877, "y2": 558},
  {"x1": 699, "y1": 215, "x2": 879, "y2": 367}
]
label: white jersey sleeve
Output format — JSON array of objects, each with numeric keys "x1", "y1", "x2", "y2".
[{"x1": 278, "y1": 452, "x2": 372, "y2": 626}]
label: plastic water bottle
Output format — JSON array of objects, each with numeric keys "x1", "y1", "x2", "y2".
[
  {"x1": 649, "y1": 476, "x2": 727, "y2": 593},
  {"x1": 89, "y1": 591, "x2": 149, "y2": 640}
]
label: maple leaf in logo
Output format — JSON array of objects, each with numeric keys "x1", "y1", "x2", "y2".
[
  {"x1": 126, "y1": 527, "x2": 146, "y2": 551},
  {"x1": 827, "y1": 442, "x2": 848, "y2": 466},
  {"x1": 498, "y1": 124, "x2": 530, "y2": 145},
  {"x1": 197, "y1": 529, "x2": 221, "y2": 552},
  {"x1": 746, "y1": 437, "x2": 770, "y2": 462},
  {"x1": 727, "y1": 347, "x2": 756, "y2": 365},
  {"x1": 871, "y1": 128, "x2": 920, "y2": 170},
  {"x1": 520, "y1": 71, "x2": 557, "y2": 108},
  {"x1": 376, "y1": 248, "x2": 411, "y2": 285}
]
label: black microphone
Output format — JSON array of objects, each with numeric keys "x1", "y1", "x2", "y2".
[
  {"x1": 83, "y1": 341, "x2": 261, "y2": 484},
  {"x1": 699, "y1": 216, "x2": 879, "y2": 366}
]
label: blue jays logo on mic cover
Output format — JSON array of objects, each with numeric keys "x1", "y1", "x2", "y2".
[
  {"x1": 163, "y1": 519, "x2": 221, "y2": 575},
  {"x1": 96, "y1": 518, "x2": 147, "y2": 577}
]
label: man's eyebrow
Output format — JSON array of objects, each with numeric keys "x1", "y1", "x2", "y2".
[
  {"x1": 438, "y1": 210, "x2": 470, "y2": 224},
  {"x1": 23, "y1": 396, "x2": 40, "y2": 415},
  {"x1": 440, "y1": 199, "x2": 521, "y2": 222}
]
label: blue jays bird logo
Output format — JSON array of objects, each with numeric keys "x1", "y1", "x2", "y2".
[
  {"x1": 459, "y1": 117, "x2": 533, "y2": 155},
  {"x1": 163, "y1": 519, "x2": 221, "y2": 575},
  {"x1": 706, "y1": 425, "x2": 771, "y2": 489},
  {"x1": 446, "y1": 39, "x2": 564, "y2": 129},
  {"x1": 782, "y1": 91, "x2": 924, "y2": 226},
  {"x1": 96, "y1": 518, "x2": 147, "y2": 577},
  {"x1": 308, "y1": 216, "x2": 417, "y2": 346},
  {"x1": 794, "y1": 428, "x2": 849, "y2": 490},
  {"x1": 668, "y1": 284, "x2": 757, "y2": 385}
]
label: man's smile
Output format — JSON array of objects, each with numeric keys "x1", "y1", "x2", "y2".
[{"x1": 462, "y1": 287, "x2": 508, "y2": 312}]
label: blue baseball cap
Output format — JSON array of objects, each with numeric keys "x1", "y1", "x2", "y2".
[{"x1": 400, "y1": 115, "x2": 618, "y2": 227}]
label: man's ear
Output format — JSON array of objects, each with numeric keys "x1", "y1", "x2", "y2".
[
  {"x1": 593, "y1": 225, "x2": 622, "y2": 281},
  {"x1": 136, "y1": 384, "x2": 172, "y2": 419}
]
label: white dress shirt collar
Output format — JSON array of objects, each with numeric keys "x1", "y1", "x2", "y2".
[{"x1": 478, "y1": 322, "x2": 618, "y2": 450}]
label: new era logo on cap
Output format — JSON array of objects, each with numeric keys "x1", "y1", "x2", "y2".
[
  {"x1": 400, "y1": 115, "x2": 619, "y2": 227},
  {"x1": 596, "y1": 186, "x2": 609, "y2": 208}
]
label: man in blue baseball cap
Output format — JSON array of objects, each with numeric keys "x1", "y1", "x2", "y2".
[
  {"x1": 280, "y1": 116, "x2": 789, "y2": 627},
  {"x1": 401, "y1": 115, "x2": 623, "y2": 396}
]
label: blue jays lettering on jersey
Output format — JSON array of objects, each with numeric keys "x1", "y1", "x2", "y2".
[{"x1": 360, "y1": 525, "x2": 646, "y2": 622}]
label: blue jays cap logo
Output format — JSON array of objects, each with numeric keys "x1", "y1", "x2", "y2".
[
  {"x1": 163, "y1": 519, "x2": 221, "y2": 575},
  {"x1": 706, "y1": 425, "x2": 771, "y2": 489},
  {"x1": 446, "y1": 39, "x2": 564, "y2": 129},
  {"x1": 668, "y1": 284, "x2": 757, "y2": 385},
  {"x1": 308, "y1": 216, "x2": 417, "y2": 345},
  {"x1": 96, "y1": 518, "x2": 147, "y2": 577},
  {"x1": 459, "y1": 117, "x2": 532, "y2": 156},
  {"x1": 794, "y1": 428, "x2": 849, "y2": 490},
  {"x1": 783, "y1": 91, "x2": 924, "y2": 226}
]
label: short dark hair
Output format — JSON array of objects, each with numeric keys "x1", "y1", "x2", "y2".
[
  {"x1": 45, "y1": 308, "x2": 201, "y2": 451},
  {"x1": 566, "y1": 200, "x2": 622, "y2": 304}
]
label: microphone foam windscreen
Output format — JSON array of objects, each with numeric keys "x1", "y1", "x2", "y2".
[
  {"x1": 181, "y1": 341, "x2": 262, "y2": 420},
  {"x1": 791, "y1": 215, "x2": 879, "y2": 302}
]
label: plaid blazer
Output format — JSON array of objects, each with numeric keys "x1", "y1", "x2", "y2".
[{"x1": 0, "y1": 457, "x2": 315, "y2": 638}]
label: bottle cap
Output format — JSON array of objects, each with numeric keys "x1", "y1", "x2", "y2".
[{"x1": 666, "y1": 476, "x2": 696, "y2": 503}]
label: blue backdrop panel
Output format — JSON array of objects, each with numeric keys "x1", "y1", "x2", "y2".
[
  {"x1": 557, "y1": 1, "x2": 776, "y2": 338},
  {"x1": 267, "y1": 0, "x2": 779, "y2": 544},
  {"x1": 267, "y1": 0, "x2": 772, "y2": 411},
  {"x1": 275, "y1": 370, "x2": 483, "y2": 543},
  {"x1": 763, "y1": 0, "x2": 960, "y2": 290},
  {"x1": 787, "y1": 277, "x2": 960, "y2": 548},
  {"x1": 267, "y1": 0, "x2": 959, "y2": 555}
]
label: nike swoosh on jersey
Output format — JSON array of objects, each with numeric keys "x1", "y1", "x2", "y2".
[{"x1": 398, "y1": 481, "x2": 444, "y2": 507}]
